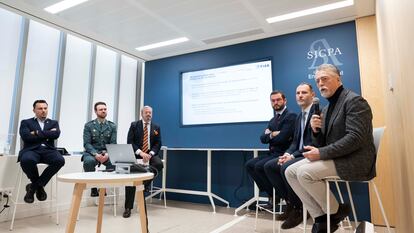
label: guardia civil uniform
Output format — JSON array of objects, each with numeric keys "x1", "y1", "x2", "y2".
[{"x1": 82, "y1": 119, "x2": 117, "y2": 172}]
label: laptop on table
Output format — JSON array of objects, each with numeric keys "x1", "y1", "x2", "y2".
[{"x1": 106, "y1": 144, "x2": 149, "y2": 173}]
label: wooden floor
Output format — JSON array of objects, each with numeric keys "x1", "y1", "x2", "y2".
[{"x1": 0, "y1": 199, "x2": 395, "y2": 233}]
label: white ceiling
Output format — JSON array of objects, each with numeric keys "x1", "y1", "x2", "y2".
[{"x1": 0, "y1": 0, "x2": 375, "y2": 61}]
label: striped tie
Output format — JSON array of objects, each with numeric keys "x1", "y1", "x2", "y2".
[{"x1": 142, "y1": 123, "x2": 149, "y2": 153}]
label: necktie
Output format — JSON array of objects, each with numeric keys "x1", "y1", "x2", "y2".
[
  {"x1": 142, "y1": 123, "x2": 149, "y2": 153},
  {"x1": 299, "y1": 112, "x2": 307, "y2": 149}
]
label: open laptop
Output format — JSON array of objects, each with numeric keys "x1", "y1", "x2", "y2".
[
  {"x1": 106, "y1": 144, "x2": 136, "y2": 164},
  {"x1": 106, "y1": 144, "x2": 149, "y2": 173}
]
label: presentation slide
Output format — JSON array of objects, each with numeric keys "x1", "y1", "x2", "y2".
[{"x1": 181, "y1": 60, "x2": 274, "y2": 126}]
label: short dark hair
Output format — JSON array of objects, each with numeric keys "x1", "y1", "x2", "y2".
[
  {"x1": 298, "y1": 82, "x2": 314, "y2": 91},
  {"x1": 94, "y1": 102, "x2": 106, "y2": 111},
  {"x1": 270, "y1": 90, "x2": 286, "y2": 100},
  {"x1": 33, "y1": 100, "x2": 48, "y2": 109}
]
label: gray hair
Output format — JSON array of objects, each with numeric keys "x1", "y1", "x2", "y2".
[
  {"x1": 316, "y1": 64, "x2": 341, "y2": 77},
  {"x1": 141, "y1": 105, "x2": 153, "y2": 113}
]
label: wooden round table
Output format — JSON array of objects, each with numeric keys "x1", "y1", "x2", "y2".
[{"x1": 58, "y1": 172, "x2": 154, "y2": 233}]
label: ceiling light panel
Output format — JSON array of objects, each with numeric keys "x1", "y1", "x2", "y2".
[
  {"x1": 44, "y1": 0, "x2": 89, "y2": 14},
  {"x1": 136, "y1": 37, "x2": 189, "y2": 51},
  {"x1": 266, "y1": 0, "x2": 354, "y2": 23}
]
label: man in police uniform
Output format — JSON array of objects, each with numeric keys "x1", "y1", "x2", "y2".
[{"x1": 82, "y1": 102, "x2": 117, "y2": 196}]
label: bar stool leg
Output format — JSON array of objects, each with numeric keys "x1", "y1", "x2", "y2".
[{"x1": 10, "y1": 169, "x2": 23, "y2": 231}]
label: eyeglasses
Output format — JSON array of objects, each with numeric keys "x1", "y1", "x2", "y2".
[{"x1": 314, "y1": 76, "x2": 331, "y2": 84}]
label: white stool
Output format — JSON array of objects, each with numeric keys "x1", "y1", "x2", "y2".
[
  {"x1": 254, "y1": 189, "x2": 283, "y2": 233},
  {"x1": 254, "y1": 189, "x2": 310, "y2": 233},
  {"x1": 9, "y1": 164, "x2": 58, "y2": 230},
  {"x1": 146, "y1": 159, "x2": 167, "y2": 208},
  {"x1": 325, "y1": 127, "x2": 391, "y2": 233}
]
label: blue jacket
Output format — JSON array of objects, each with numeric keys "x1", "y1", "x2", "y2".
[
  {"x1": 260, "y1": 108, "x2": 297, "y2": 156},
  {"x1": 18, "y1": 117, "x2": 60, "y2": 161}
]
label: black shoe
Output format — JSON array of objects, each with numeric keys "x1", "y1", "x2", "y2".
[
  {"x1": 261, "y1": 203, "x2": 273, "y2": 211},
  {"x1": 36, "y1": 186, "x2": 47, "y2": 201},
  {"x1": 24, "y1": 184, "x2": 36, "y2": 203},
  {"x1": 275, "y1": 203, "x2": 293, "y2": 221},
  {"x1": 123, "y1": 208, "x2": 131, "y2": 218},
  {"x1": 281, "y1": 208, "x2": 304, "y2": 229},
  {"x1": 331, "y1": 203, "x2": 351, "y2": 225},
  {"x1": 144, "y1": 183, "x2": 151, "y2": 193},
  {"x1": 275, "y1": 211, "x2": 289, "y2": 221},
  {"x1": 91, "y1": 188, "x2": 99, "y2": 197},
  {"x1": 311, "y1": 221, "x2": 340, "y2": 233}
]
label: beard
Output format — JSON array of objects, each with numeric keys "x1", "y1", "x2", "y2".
[{"x1": 273, "y1": 104, "x2": 285, "y2": 111}]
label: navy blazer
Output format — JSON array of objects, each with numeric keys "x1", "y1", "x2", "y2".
[
  {"x1": 18, "y1": 117, "x2": 60, "y2": 161},
  {"x1": 260, "y1": 108, "x2": 297, "y2": 156},
  {"x1": 285, "y1": 104, "x2": 316, "y2": 158},
  {"x1": 127, "y1": 120, "x2": 162, "y2": 158}
]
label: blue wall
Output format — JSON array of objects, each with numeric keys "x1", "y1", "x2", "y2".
[{"x1": 146, "y1": 21, "x2": 371, "y2": 220}]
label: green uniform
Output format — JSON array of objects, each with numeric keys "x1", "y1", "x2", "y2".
[{"x1": 82, "y1": 119, "x2": 117, "y2": 172}]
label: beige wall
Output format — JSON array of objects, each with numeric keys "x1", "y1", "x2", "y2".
[
  {"x1": 375, "y1": 0, "x2": 414, "y2": 232},
  {"x1": 355, "y1": 16, "x2": 395, "y2": 227}
]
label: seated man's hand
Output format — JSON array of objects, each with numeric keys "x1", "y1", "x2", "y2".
[
  {"x1": 140, "y1": 152, "x2": 151, "y2": 163},
  {"x1": 278, "y1": 153, "x2": 292, "y2": 165},
  {"x1": 310, "y1": 115, "x2": 322, "y2": 133},
  {"x1": 271, "y1": 131, "x2": 280, "y2": 137},
  {"x1": 95, "y1": 153, "x2": 105, "y2": 163},
  {"x1": 101, "y1": 153, "x2": 109, "y2": 163},
  {"x1": 264, "y1": 128, "x2": 271, "y2": 135},
  {"x1": 303, "y1": 146, "x2": 321, "y2": 161}
]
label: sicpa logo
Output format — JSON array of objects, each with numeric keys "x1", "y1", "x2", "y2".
[{"x1": 306, "y1": 38, "x2": 343, "y2": 79}]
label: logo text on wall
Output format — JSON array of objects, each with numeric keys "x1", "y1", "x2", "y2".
[{"x1": 307, "y1": 38, "x2": 343, "y2": 79}]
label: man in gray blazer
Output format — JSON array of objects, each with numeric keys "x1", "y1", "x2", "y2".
[{"x1": 285, "y1": 64, "x2": 376, "y2": 233}]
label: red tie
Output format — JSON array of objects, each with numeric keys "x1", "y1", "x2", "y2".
[{"x1": 142, "y1": 123, "x2": 149, "y2": 153}]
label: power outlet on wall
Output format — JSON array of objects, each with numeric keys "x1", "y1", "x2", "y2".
[{"x1": 0, "y1": 188, "x2": 13, "y2": 200}]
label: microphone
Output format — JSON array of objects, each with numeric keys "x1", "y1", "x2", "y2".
[
  {"x1": 312, "y1": 97, "x2": 321, "y2": 133},
  {"x1": 313, "y1": 97, "x2": 321, "y2": 115}
]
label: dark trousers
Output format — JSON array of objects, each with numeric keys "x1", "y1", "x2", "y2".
[
  {"x1": 264, "y1": 156, "x2": 304, "y2": 208},
  {"x1": 19, "y1": 147, "x2": 65, "y2": 188},
  {"x1": 124, "y1": 155, "x2": 164, "y2": 209},
  {"x1": 245, "y1": 154, "x2": 279, "y2": 197}
]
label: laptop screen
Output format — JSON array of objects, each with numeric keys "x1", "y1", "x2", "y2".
[{"x1": 106, "y1": 144, "x2": 136, "y2": 164}]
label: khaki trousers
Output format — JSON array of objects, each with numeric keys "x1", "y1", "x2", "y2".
[{"x1": 285, "y1": 158, "x2": 339, "y2": 218}]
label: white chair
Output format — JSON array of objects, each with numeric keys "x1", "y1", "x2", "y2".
[
  {"x1": 146, "y1": 159, "x2": 167, "y2": 208},
  {"x1": 254, "y1": 189, "x2": 281, "y2": 233},
  {"x1": 9, "y1": 164, "x2": 58, "y2": 230},
  {"x1": 325, "y1": 127, "x2": 391, "y2": 233},
  {"x1": 254, "y1": 189, "x2": 308, "y2": 233}
]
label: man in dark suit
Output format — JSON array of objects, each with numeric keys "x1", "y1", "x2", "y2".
[
  {"x1": 18, "y1": 100, "x2": 65, "y2": 203},
  {"x1": 245, "y1": 91, "x2": 296, "y2": 207},
  {"x1": 264, "y1": 83, "x2": 316, "y2": 229},
  {"x1": 123, "y1": 105, "x2": 163, "y2": 218},
  {"x1": 285, "y1": 64, "x2": 376, "y2": 233}
]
